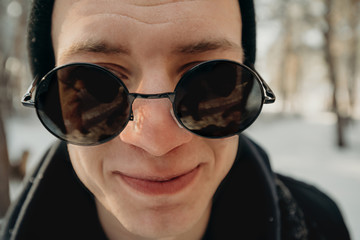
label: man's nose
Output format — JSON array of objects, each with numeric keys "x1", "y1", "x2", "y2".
[{"x1": 119, "y1": 98, "x2": 193, "y2": 156}]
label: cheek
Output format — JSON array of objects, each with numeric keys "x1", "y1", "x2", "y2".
[
  {"x1": 67, "y1": 144, "x2": 108, "y2": 199},
  {"x1": 212, "y1": 135, "x2": 238, "y2": 158},
  {"x1": 207, "y1": 136, "x2": 239, "y2": 181}
]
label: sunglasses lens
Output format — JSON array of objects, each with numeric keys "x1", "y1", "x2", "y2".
[
  {"x1": 174, "y1": 61, "x2": 263, "y2": 138},
  {"x1": 35, "y1": 64, "x2": 130, "y2": 145}
]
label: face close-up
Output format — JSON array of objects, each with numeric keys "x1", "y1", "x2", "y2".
[{"x1": 52, "y1": 0, "x2": 243, "y2": 239}]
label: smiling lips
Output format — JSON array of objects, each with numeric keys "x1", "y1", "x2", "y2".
[{"x1": 114, "y1": 166, "x2": 200, "y2": 195}]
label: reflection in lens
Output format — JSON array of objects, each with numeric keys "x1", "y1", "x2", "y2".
[
  {"x1": 175, "y1": 61, "x2": 263, "y2": 138},
  {"x1": 36, "y1": 64, "x2": 130, "y2": 145}
]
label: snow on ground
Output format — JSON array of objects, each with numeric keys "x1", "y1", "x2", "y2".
[{"x1": 3, "y1": 109, "x2": 360, "y2": 239}]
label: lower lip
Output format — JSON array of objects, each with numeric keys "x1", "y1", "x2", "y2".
[{"x1": 115, "y1": 167, "x2": 200, "y2": 195}]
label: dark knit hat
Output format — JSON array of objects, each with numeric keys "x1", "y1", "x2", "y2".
[{"x1": 27, "y1": 0, "x2": 256, "y2": 79}]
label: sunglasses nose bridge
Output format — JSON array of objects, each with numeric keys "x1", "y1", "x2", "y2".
[
  {"x1": 131, "y1": 92, "x2": 175, "y2": 101},
  {"x1": 129, "y1": 92, "x2": 176, "y2": 108},
  {"x1": 128, "y1": 92, "x2": 177, "y2": 121}
]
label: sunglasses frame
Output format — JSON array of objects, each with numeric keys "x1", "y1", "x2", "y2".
[{"x1": 22, "y1": 59, "x2": 275, "y2": 145}]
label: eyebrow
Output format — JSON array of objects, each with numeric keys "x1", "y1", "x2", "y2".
[
  {"x1": 174, "y1": 39, "x2": 241, "y2": 55},
  {"x1": 60, "y1": 39, "x2": 130, "y2": 60},
  {"x1": 60, "y1": 38, "x2": 241, "y2": 61}
]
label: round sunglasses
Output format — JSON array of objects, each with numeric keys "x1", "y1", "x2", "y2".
[{"x1": 22, "y1": 60, "x2": 275, "y2": 145}]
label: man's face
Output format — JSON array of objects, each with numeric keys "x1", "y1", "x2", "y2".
[{"x1": 52, "y1": 0, "x2": 243, "y2": 239}]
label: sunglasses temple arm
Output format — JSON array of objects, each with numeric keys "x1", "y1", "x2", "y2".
[
  {"x1": 243, "y1": 62, "x2": 276, "y2": 104},
  {"x1": 252, "y1": 70, "x2": 275, "y2": 104},
  {"x1": 21, "y1": 75, "x2": 40, "y2": 108},
  {"x1": 260, "y1": 77, "x2": 276, "y2": 104}
]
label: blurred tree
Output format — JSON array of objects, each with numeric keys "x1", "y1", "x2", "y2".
[
  {"x1": 0, "y1": 108, "x2": 10, "y2": 218},
  {"x1": 323, "y1": 0, "x2": 345, "y2": 146},
  {"x1": 0, "y1": 0, "x2": 30, "y2": 217},
  {"x1": 347, "y1": 0, "x2": 359, "y2": 120},
  {"x1": 277, "y1": 1, "x2": 302, "y2": 113},
  {"x1": 0, "y1": 0, "x2": 11, "y2": 219},
  {"x1": 323, "y1": 0, "x2": 360, "y2": 147},
  {"x1": 260, "y1": 0, "x2": 359, "y2": 147}
]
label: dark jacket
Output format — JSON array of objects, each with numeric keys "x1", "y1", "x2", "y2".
[{"x1": 1, "y1": 135, "x2": 350, "y2": 240}]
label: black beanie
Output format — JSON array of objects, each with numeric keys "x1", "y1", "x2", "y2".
[{"x1": 27, "y1": 0, "x2": 256, "y2": 79}]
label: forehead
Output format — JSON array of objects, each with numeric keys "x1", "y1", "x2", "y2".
[
  {"x1": 52, "y1": 0, "x2": 242, "y2": 61},
  {"x1": 52, "y1": 0, "x2": 240, "y2": 23}
]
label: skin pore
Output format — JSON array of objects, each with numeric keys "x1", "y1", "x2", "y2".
[{"x1": 51, "y1": 0, "x2": 243, "y2": 239}]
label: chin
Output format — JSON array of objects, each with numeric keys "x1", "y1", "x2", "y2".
[
  {"x1": 114, "y1": 214, "x2": 182, "y2": 239},
  {"x1": 109, "y1": 198, "x2": 211, "y2": 240}
]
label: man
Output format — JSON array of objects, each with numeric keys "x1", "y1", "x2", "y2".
[{"x1": 1, "y1": 0, "x2": 350, "y2": 239}]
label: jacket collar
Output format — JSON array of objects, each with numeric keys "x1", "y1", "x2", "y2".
[{"x1": 203, "y1": 135, "x2": 281, "y2": 239}]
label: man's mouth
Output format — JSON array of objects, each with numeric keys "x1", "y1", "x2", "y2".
[{"x1": 113, "y1": 166, "x2": 200, "y2": 195}]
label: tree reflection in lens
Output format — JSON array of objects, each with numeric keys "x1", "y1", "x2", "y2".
[
  {"x1": 176, "y1": 62, "x2": 263, "y2": 137},
  {"x1": 57, "y1": 65, "x2": 130, "y2": 144}
]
